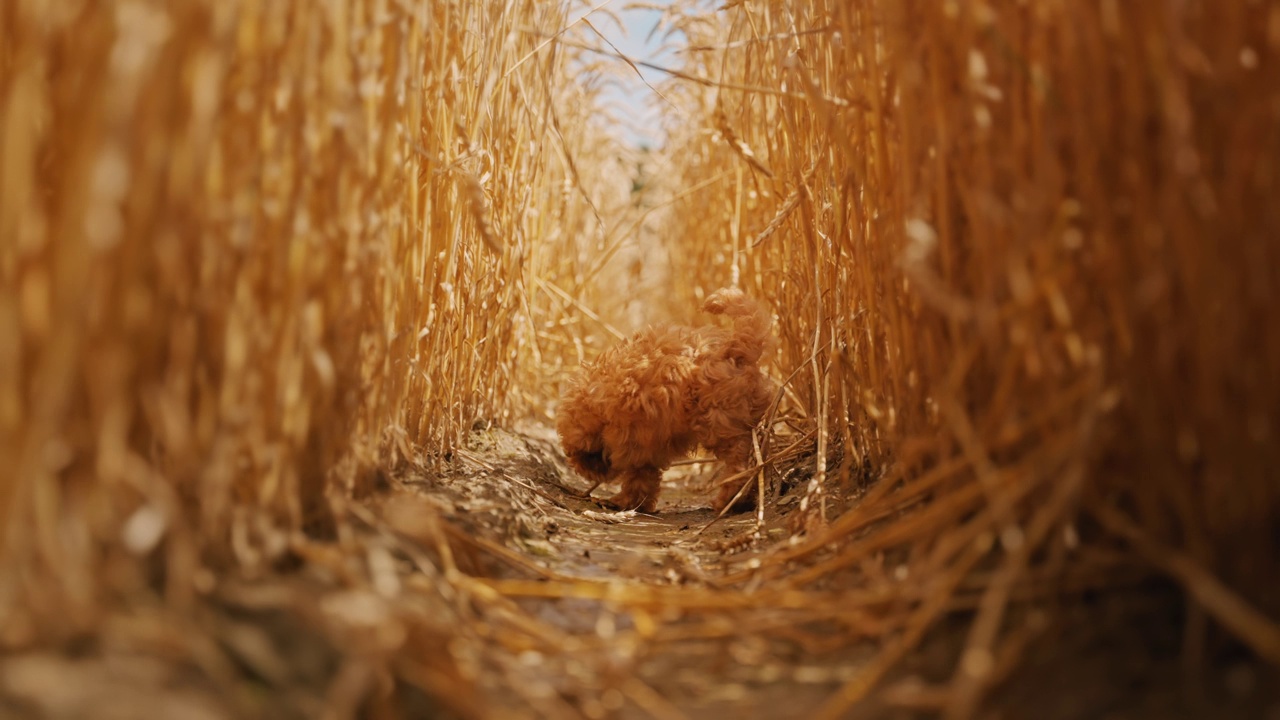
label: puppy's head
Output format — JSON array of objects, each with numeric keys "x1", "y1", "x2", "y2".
[
  {"x1": 556, "y1": 391, "x2": 613, "y2": 482},
  {"x1": 567, "y1": 447, "x2": 611, "y2": 481}
]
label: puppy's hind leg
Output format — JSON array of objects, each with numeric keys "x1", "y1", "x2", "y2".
[
  {"x1": 604, "y1": 466, "x2": 663, "y2": 514},
  {"x1": 710, "y1": 434, "x2": 759, "y2": 512}
]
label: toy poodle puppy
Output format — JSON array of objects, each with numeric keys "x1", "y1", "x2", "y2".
[{"x1": 556, "y1": 288, "x2": 775, "y2": 513}]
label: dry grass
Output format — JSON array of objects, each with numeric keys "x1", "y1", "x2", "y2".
[
  {"x1": 0, "y1": 0, "x2": 610, "y2": 714},
  {"x1": 651, "y1": 0, "x2": 1280, "y2": 714},
  {"x1": 2, "y1": 0, "x2": 1278, "y2": 717}
]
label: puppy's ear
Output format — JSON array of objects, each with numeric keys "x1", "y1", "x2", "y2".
[{"x1": 570, "y1": 449, "x2": 611, "y2": 479}]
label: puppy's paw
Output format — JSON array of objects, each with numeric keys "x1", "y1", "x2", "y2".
[{"x1": 603, "y1": 488, "x2": 657, "y2": 514}]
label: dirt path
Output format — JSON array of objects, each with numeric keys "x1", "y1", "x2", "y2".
[
  {"x1": 5, "y1": 426, "x2": 1274, "y2": 719},
  {"x1": 395, "y1": 425, "x2": 877, "y2": 719},
  {"x1": 389, "y1": 427, "x2": 1280, "y2": 720}
]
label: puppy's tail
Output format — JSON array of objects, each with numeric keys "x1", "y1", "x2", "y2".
[{"x1": 702, "y1": 287, "x2": 773, "y2": 365}]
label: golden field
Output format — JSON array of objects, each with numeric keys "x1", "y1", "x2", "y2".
[{"x1": 2, "y1": 1, "x2": 1277, "y2": 717}]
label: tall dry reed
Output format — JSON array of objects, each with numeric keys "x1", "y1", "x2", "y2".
[
  {"x1": 0, "y1": 0, "x2": 608, "y2": 708},
  {"x1": 652, "y1": 0, "x2": 1280, "y2": 713}
]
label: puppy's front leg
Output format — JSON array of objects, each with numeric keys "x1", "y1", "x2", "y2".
[
  {"x1": 578, "y1": 476, "x2": 608, "y2": 499},
  {"x1": 603, "y1": 465, "x2": 662, "y2": 514}
]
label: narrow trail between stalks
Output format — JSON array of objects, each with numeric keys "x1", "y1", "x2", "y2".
[
  {"x1": 387, "y1": 428, "x2": 1277, "y2": 720},
  {"x1": 398, "y1": 426, "x2": 873, "y2": 718}
]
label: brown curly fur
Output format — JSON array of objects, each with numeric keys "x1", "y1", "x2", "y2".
[{"x1": 556, "y1": 288, "x2": 775, "y2": 513}]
